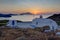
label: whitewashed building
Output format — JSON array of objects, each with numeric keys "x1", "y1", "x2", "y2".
[{"x1": 7, "y1": 15, "x2": 58, "y2": 31}]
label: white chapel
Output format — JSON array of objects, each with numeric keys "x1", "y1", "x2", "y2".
[{"x1": 7, "y1": 15, "x2": 58, "y2": 30}]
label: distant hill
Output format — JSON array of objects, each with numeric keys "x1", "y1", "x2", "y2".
[
  {"x1": 48, "y1": 14, "x2": 60, "y2": 25},
  {"x1": 8, "y1": 14, "x2": 18, "y2": 16},
  {"x1": 0, "y1": 14, "x2": 11, "y2": 17},
  {"x1": 0, "y1": 13, "x2": 18, "y2": 17},
  {"x1": 20, "y1": 12, "x2": 32, "y2": 15}
]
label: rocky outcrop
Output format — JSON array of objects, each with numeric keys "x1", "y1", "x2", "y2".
[
  {"x1": 48, "y1": 14, "x2": 60, "y2": 21},
  {"x1": 48, "y1": 14, "x2": 60, "y2": 25}
]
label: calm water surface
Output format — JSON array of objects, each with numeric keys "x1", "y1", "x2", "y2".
[{"x1": 0, "y1": 14, "x2": 53, "y2": 21}]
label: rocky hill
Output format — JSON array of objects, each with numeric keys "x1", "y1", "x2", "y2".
[
  {"x1": 48, "y1": 14, "x2": 60, "y2": 25},
  {"x1": 48, "y1": 14, "x2": 60, "y2": 21}
]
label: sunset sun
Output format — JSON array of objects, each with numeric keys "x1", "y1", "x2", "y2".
[{"x1": 29, "y1": 9, "x2": 40, "y2": 14}]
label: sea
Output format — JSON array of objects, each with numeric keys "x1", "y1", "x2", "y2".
[{"x1": 0, "y1": 14, "x2": 53, "y2": 22}]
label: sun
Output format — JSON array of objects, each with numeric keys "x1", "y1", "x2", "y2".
[{"x1": 29, "y1": 9, "x2": 40, "y2": 14}]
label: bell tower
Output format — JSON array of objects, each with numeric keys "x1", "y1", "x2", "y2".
[{"x1": 40, "y1": 15, "x2": 43, "y2": 18}]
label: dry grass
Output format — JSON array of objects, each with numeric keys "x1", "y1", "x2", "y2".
[{"x1": 0, "y1": 27, "x2": 60, "y2": 40}]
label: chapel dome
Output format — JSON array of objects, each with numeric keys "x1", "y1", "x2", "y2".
[{"x1": 32, "y1": 15, "x2": 58, "y2": 30}]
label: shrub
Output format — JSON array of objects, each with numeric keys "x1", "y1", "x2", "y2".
[{"x1": 34, "y1": 26, "x2": 50, "y2": 32}]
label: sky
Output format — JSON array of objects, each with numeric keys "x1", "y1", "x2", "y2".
[{"x1": 0, "y1": 0, "x2": 60, "y2": 14}]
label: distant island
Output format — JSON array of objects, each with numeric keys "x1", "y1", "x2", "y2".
[
  {"x1": 0, "y1": 13, "x2": 18, "y2": 17},
  {"x1": 20, "y1": 12, "x2": 33, "y2": 15},
  {"x1": 0, "y1": 14, "x2": 11, "y2": 17}
]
